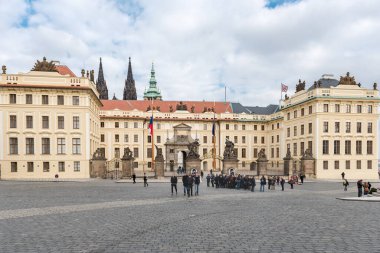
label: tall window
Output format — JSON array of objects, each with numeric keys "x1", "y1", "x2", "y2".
[
  {"x1": 204, "y1": 136, "x2": 208, "y2": 144},
  {"x1": 101, "y1": 134, "x2": 105, "y2": 142},
  {"x1": 157, "y1": 136, "x2": 161, "y2": 143},
  {"x1": 9, "y1": 137, "x2": 18, "y2": 154},
  {"x1": 74, "y1": 161, "x2": 80, "y2": 172},
  {"x1": 242, "y1": 125, "x2": 246, "y2": 130},
  {"x1": 308, "y1": 141, "x2": 313, "y2": 153},
  {"x1": 27, "y1": 162, "x2": 34, "y2": 172},
  {"x1": 26, "y1": 138, "x2": 34, "y2": 154},
  {"x1": 124, "y1": 122, "x2": 128, "y2": 128},
  {"x1": 133, "y1": 148, "x2": 139, "y2": 158},
  {"x1": 345, "y1": 140, "x2": 351, "y2": 155},
  {"x1": 301, "y1": 108, "x2": 304, "y2": 116},
  {"x1": 115, "y1": 122, "x2": 119, "y2": 128},
  {"x1": 58, "y1": 116, "x2": 64, "y2": 129},
  {"x1": 334, "y1": 161, "x2": 339, "y2": 170},
  {"x1": 335, "y1": 104, "x2": 340, "y2": 112},
  {"x1": 147, "y1": 135, "x2": 152, "y2": 143},
  {"x1": 206, "y1": 124, "x2": 210, "y2": 130},
  {"x1": 300, "y1": 142, "x2": 305, "y2": 156},
  {"x1": 134, "y1": 122, "x2": 138, "y2": 128},
  {"x1": 115, "y1": 148, "x2": 120, "y2": 158},
  {"x1": 124, "y1": 134, "x2": 128, "y2": 143},
  {"x1": 253, "y1": 148, "x2": 258, "y2": 158},
  {"x1": 356, "y1": 160, "x2": 361, "y2": 169},
  {"x1": 42, "y1": 95, "x2": 49, "y2": 105},
  {"x1": 226, "y1": 124, "x2": 229, "y2": 130},
  {"x1": 293, "y1": 143, "x2": 297, "y2": 156},
  {"x1": 261, "y1": 137, "x2": 265, "y2": 144},
  {"x1": 334, "y1": 140, "x2": 340, "y2": 155},
  {"x1": 72, "y1": 138, "x2": 81, "y2": 154},
  {"x1": 276, "y1": 148, "x2": 279, "y2": 158},
  {"x1": 59, "y1": 161, "x2": 65, "y2": 172},
  {"x1": 368, "y1": 105, "x2": 373, "y2": 113},
  {"x1": 357, "y1": 122, "x2": 362, "y2": 133},
  {"x1": 323, "y1": 122, "x2": 328, "y2": 133},
  {"x1": 57, "y1": 95, "x2": 64, "y2": 105},
  {"x1": 10, "y1": 115, "x2": 17, "y2": 128},
  {"x1": 42, "y1": 116, "x2": 49, "y2": 129},
  {"x1": 254, "y1": 125, "x2": 257, "y2": 130},
  {"x1": 287, "y1": 128, "x2": 290, "y2": 137},
  {"x1": 294, "y1": 126, "x2": 297, "y2": 136},
  {"x1": 367, "y1": 160, "x2": 372, "y2": 170},
  {"x1": 294, "y1": 110, "x2": 297, "y2": 118},
  {"x1": 242, "y1": 136, "x2": 246, "y2": 144},
  {"x1": 308, "y1": 106, "x2": 312, "y2": 114},
  {"x1": 356, "y1": 140, "x2": 362, "y2": 154},
  {"x1": 335, "y1": 122, "x2": 340, "y2": 133},
  {"x1": 301, "y1": 125, "x2": 304, "y2": 135},
  {"x1": 134, "y1": 134, "x2": 138, "y2": 142},
  {"x1": 42, "y1": 138, "x2": 50, "y2": 154},
  {"x1": 57, "y1": 138, "x2": 66, "y2": 154},
  {"x1": 367, "y1": 140, "x2": 373, "y2": 155},
  {"x1": 287, "y1": 113, "x2": 290, "y2": 120},
  {"x1": 308, "y1": 123, "x2": 312, "y2": 134},
  {"x1": 43, "y1": 162, "x2": 49, "y2": 172},
  {"x1": 26, "y1": 116, "x2": 33, "y2": 129},
  {"x1": 242, "y1": 148, "x2": 246, "y2": 158},
  {"x1": 101, "y1": 122, "x2": 104, "y2": 128},
  {"x1": 271, "y1": 148, "x2": 274, "y2": 158},
  {"x1": 323, "y1": 104, "x2": 329, "y2": 112},
  {"x1": 254, "y1": 136, "x2": 257, "y2": 143},
  {"x1": 261, "y1": 125, "x2": 264, "y2": 131},
  {"x1": 73, "y1": 116, "x2": 80, "y2": 129},
  {"x1": 322, "y1": 140, "x2": 329, "y2": 154},
  {"x1": 115, "y1": 134, "x2": 119, "y2": 142},
  {"x1": 345, "y1": 160, "x2": 350, "y2": 170},
  {"x1": 357, "y1": 105, "x2": 362, "y2": 113},
  {"x1": 72, "y1": 96, "x2": 79, "y2": 105},
  {"x1": 323, "y1": 161, "x2": 328, "y2": 170},
  {"x1": 346, "y1": 122, "x2": 351, "y2": 133},
  {"x1": 26, "y1": 94, "x2": 33, "y2": 104},
  {"x1": 9, "y1": 94, "x2": 16, "y2": 104},
  {"x1": 11, "y1": 162, "x2": 17, "y2": 172},
  {"x1": 368, "y1": 122, "x2": 373, "y2": 133},
  {"x1": 346, "y1": 104, "x2": 351, "y2": 113}
]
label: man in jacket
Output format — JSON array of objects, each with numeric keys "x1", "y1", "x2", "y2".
[
  {"x1": 194, "y1": 173, "x2": 200, "y2": 195},
  {"x1": 260, "y1": 176, "x2": 266, "y2": 192},
  {"x1": 280, "y1": 177, "x2": 285, "y2": 191},
  {"x1": 251, "y1": 176, "x2": 256, "y2": 192},
  {"x1": 206, "y1": 174, "x2": 211, "y2": 187},
  {"x1": 182, "y1": 174, "x2": 188, "y2": 196},
  {"x1": 357, "y1": 179, "x2": 363, "y2": 197},
  {"x1": 187, "y1": 174, "x2": 194, "y2": 197},
  {"x1": 171, "y1": 174, "x2": 178, "y2": 195},
  {"x1": 143, "y1": 173, "x2": 148, "y2": 187}
]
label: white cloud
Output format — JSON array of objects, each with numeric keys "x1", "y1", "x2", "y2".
[{"x1": 0, "y1": 0, "x2": 380, "y2": 106}]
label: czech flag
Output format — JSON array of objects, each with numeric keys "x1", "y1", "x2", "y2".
[{"x1": 148, "y1": 116, "x2": 153, "y2": 136}]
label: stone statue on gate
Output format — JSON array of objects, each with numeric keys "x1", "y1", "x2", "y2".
[
  {"x1": 187, "y1": 140, "x2": 200, "y2": 159},
  {"x1": 257, "y1": 148, "x2": 267, "y2": 161},
  {"x1": 122, "y1": 147, "x2": 134, "y2": 160},
  {"x1": 223, "y1": 139, "x2": 237, "y2": 160},
  {"x1": 155, "y1": 145, "x2": 164, "y2": 161},
  {"x1": 302, "y1": 148, "x2": 313, "y2": 159},
  {"x1": 285, "y1": 148, "x2": 292, "y2": 159},
  {"x1": 92, "y1": 148, "x2": 106, "y2": 160}
]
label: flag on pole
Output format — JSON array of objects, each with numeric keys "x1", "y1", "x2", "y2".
[
  {"x1": 281, "y1": 83, "x2": 288, "y2": 92},
  {"x1": 212, "y1": 122, "x2": 215, "y2": 136},
  {"x1": 148, "y1": 116, "x2": 153, "y2": 136}
]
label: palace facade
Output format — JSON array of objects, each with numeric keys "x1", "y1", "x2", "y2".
[{"x1": 0, "y1": 58, "x2": 379, "y2": 180}]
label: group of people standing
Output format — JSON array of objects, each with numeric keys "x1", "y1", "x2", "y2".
[
  {"x1": 170, "y1": 173, "x2": 201, "y2": 197},
  {"x1": 205, "y1": 174, "x2": 294, "y2": 192},
  {"x1": 356, "y1": 179, "x2": 373, "y2": 197}
]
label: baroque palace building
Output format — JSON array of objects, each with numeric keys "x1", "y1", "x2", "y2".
[{"x1": 0, "y1": 58, "x2": 379, "y2": 180}]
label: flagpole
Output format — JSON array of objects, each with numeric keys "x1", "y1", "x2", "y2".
[
  {"x1": 151, "y1": 99, "x2": 154, "y2": 174},
  {"x1": 213, "y1": 101, "x2": 216, "y2": 173}
]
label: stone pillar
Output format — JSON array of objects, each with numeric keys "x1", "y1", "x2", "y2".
[
  {"x1": 155, "y1": 158, "x2": 165, "y2": 178},
  {"x1": 90, "y1": 159, "x2": 107, "y2": 178},
  {"x1": 121, "y1": 157, "x2": 134, "y2": 178},
  {"x1": 300, "y1": 149, "x2": 315, "y2": 178},
  {"x1": 186, "y1": 158, "x2": 201, "y2": 174},
  {"x1": 257, "y1": 159, "x2": 268, "y2": 176},
  {"x1": 222, "y1": 159, "x2": 239, "y2": 175},
  {"x1": 283, "y1": 158, "x2": 291, "y2": 176}
]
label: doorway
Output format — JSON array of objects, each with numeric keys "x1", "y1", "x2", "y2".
[{"x1": 177, "y1": 151, "x2": 187, "y2": 173}]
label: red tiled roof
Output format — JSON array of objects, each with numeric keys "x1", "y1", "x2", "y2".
[
  {"x1": 101, "y1": 100, "x2": 232, "y2": 113},
  {"x1": 55, "y1": 65, "x2": 76, "y2": 77}
]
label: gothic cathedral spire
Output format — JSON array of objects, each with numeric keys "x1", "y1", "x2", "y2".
[
  {"x1": 123, "y1": 57, "x2": 137, "y2": 100},
  {"x1": 96, "y1": 57, "x2": 109, "y2": 100}
]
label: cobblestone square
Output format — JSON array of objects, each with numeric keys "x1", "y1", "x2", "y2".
[{"x1": 0, "y1": 180, "x2": 379, "y2": 253}]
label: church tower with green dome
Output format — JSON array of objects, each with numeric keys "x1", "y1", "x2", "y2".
[{"x1": 143, "y1": 63, "x2": 162, "y2": 100}]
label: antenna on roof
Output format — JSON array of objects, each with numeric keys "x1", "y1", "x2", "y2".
[{"x1": 224, "y1": 85, "x2": 227, "y2": 104}]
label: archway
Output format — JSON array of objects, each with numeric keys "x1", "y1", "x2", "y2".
[{"x1": 177, "y1": 151, "x2": 187, "y2": 173}]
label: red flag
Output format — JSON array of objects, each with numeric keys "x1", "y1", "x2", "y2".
[
  {"x1": 281, "y1": 83, "x2": 288, "y2": 92},
  {"x1": 148, "y1": 116, "x2": 153, "y2": 136}
]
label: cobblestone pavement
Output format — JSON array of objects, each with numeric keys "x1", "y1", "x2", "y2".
[{"x1": 0, "y1": 180, "x2": 379, "y2": 253}]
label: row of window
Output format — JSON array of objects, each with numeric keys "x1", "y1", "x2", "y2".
[
  {"x1": 323, "y1": 122, "x2": 372, "y2": 134},
  {"x1": 9, "y1": 137, "x2": 81, "y2": 155},
  {"x1": 322, "y1": 140, "x2": 373, "y2": 155},
  {"x1": 323, "y1": 104, "x2": 372, "y2": 114},
  {"x1": 287, "y1": 141, "x2": 313, "y2": 156},
  {"x1": 287, "y1": 123, "x2": 313, "y2": 137},
  {"x1": 322, "y1": 160, "x2": 373, "y2": 170},
  {"x1": 287, "y1": 106, "x2": 313, "y2": 120},
  {"x1": 10, "y1": 161, "x2": 81, "y2": 173},
  {"x1": 102, "y1": 121, "x2": 160, "y2": 129},
  {"x1": 9, "y1": 115, "x2": 80, "y2": 129},
  {"x1": 9, "y1": 94, "x2": 80, "y2": 106}
]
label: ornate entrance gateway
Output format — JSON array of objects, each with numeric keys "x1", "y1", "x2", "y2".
[{"x1": 165, "y1": 123, "x2": 197, "y2": 173}]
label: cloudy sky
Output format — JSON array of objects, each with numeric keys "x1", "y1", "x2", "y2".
[{"x1": 1, "y1": 0, "x2": 380, "y2": 106}]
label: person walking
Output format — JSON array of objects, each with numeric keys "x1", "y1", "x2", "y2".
[
  {"x1": 187, "y1": 174, "x2": 194, "y2": 197},
  {"x1": 182, "y1": 174, "x2": 188, "y2": 196},
  {"x1": 143, "y1": 173, "x2": 148, "y2": 187},
  {"x1": 343, "y1": 179, "x2": 349, "y2": 191},
  {"x1": 300, "y1": 174, "x2": 305, "y2": 184},
  {"x1": 341, "y1": 172, "x2": 345, "y2": 180},
  {"x1": 200, "y1": 171, "x2": 204, "y2": 179},
  {"x1": 132, "y1": 173, "x2": 136, "y2": 184},
  {"x1": 268, "y1": 177, "x2": 271, "y2": 190},
  {"x1": 194, "y1": 173, "x2": 200, "y2": 196},
  {"x1": 171, "y1": 174, "x2": 178, "y2": 195},
  {"x1": 280, "y1": 177, "x2": 285, "y2": 191},
  {"x1": 206, "y1": 174, "x2": 211, "y2": 187},
  {"x1": 260, "y1": 176, "x2": 266, "y2": 192},
  {"x1": 251, "y1": 176, "x2": 256, "y2": 192},
  {"x1": 211, "y1": 174, "x2": 215, "y2": 187},
  {"x1": 357, "y1": 179, "x2": 363, "y2": 197},
  {"x1": 289, "y1": 177, "x2": 294, "y2": 189}
]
